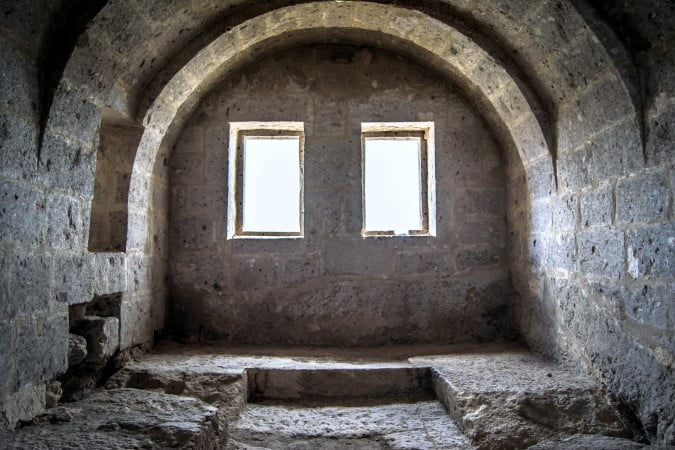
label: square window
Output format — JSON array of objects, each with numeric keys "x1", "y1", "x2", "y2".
[
  {"x1": 361, "y1": 122, "x2": 436, "y2": 237},
  {"x1": 227, "y1": 122, "x2": 304, "y2": 239}
]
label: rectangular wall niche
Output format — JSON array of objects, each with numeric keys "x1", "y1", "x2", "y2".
[
  {"x1": 361, "y1": 122, "x2": 436, "y2": 237},
  {"x1": 88, "y1": 109, "x2": 144, "y2": 252},
  {"x1": 227, "y1": 122, "x2": 305, "y2": 239}
]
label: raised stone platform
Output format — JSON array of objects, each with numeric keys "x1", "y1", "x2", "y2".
[{"x1": 1, "y1": 342, "x2": 647, "y2": 449}]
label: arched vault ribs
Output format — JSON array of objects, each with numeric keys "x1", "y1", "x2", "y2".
[{"x1": 128, "y1": 1, "x2": 554, "y2": 234}]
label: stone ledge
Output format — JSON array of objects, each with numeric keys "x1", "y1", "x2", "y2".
[{"x1": 1, "y1": 388, "x2": 222, "y2": 449}]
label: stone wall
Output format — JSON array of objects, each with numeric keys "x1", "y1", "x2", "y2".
[
  {"x1": 0, "y1": 0, "x2": 146, "y2": 428},
  {"x1": 0, "y1": 1, "x2": 74, "y2": 427},
  {"x1": 507, "y1": 2, "x2": 675, "y2": 442},
  {"x1": 0, "y1": 0, "x2": 672, "y2": 442},
  {"x1": 168, "y1": 45, "x2": 512, "y2": 345}
]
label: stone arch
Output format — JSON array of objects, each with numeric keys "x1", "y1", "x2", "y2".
[
  {"x1": 128, "y1": 0, "x2": 553, "y2": 237},
  {"x1": 38, "y1": 0, "x2": 645, "y2": 360},
  {"x1": 120, "y1": 0, "x2": 560, "y2": 352}
]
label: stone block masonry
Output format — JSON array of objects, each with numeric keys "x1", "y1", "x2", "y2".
[{"x1": 168, "y1": 45, "x2": 512, "y2": 345}]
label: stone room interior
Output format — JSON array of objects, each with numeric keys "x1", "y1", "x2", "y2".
[{"x1": 0, "y1": 0, "x2": 673, "y2": 448}]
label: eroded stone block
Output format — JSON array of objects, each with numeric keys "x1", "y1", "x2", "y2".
[
  {"x1": 68, "y1": 333, "x2": 87, "y2": 368},
  {"x1": 578, "y1": 230, "x2": 625, "y2": 279},
  {"x1": 72, "y1": 316, "x2": 120, "y2": 367},
  {"x1": 616, "y1": 169, "x2": 670, "y2": 225}
]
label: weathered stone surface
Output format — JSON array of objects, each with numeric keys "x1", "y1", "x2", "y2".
[
  {"x1": 545, "y1": 233, "x2": 576, "y2": 273},
  {"x1": 3, "y1": 252, "x2": 51, "y2": 317},
  {"x1": 616, "y1": 169, "x2": 670, "y2": 225},
  {"x1": 557, "y1": 76, "x2": 635, "y2": 155},
  {"x1": 425, "y1": 351, "x2": 631, "y2": 449},
  {"x1": 46, "y1": 193, "x2": 85, "y2": 250},
  {"x1": 44, "y1": 381, "x2": 62, "y2": 408},
  {"x1": 528, "y1": 434, "x2": 646, "y2": 449},
  {"x1": 0, "y1": 39, "x2": 39, "y2": 118},
  {"x1": 0, "y1": 112, "x2": 39, "y2": 181},
  {"x1": 0, "y1": 1, "x2": 673, "y2": 446},
  {"x1": 2, "y1": 388, "x2": 222, "y2": 449},
  {"x1": 15, "y1": 312, "x2": 68, "y2": 390},
  {"x1": 228, "y1": 402, "x2": 471, "y2": 450},
  {"x1": 106, "y1": 366, "x2": 247, "y2": 425},
  {"x1": 587, "y1": 118, "x2": 643, "y2": 184},
  {"x1": 553, "y1": 193, "x2": 579, "y2": 232},
  {"x1": 38, "y1": 131, "x2": 96, "y2": 197},
  {"x1": 169, "y1": 45, "x2": 510, "y2": 345},
  {"x1": 1, "y1": 382, "x2": 45, "y2": 428},
  {"x1": 71, "y1": 316, "x2": 120, "y2": 367},
  {"x1": 93, "y1": 253, "x2": 127, "y2": 296},
  {"x1": 104, "y1": 343, "x2": 641, "y2": 448},
  {"x1": 581, "y1": 184, "x2": 614, "y2": 228},
  {"x1": 0, "y1": 181, "x2": 46, "y2": 248},
  {"x1": 52, "y1": 253, "x2": 95, "y2": 305},
  {"x1": 578, "y1": 230, "x2": 625, "y2": 279},
  {"x1": 68, "y1": 333, "x2": 87, "y2": 368},
  {"x1": 626, "y1": 223, "x2": 675, "y2": 279},
  {"x1": 0, "y1": 320, "x2": 15, "y2": 397}
]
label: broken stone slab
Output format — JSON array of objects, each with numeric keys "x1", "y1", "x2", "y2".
[
  {"x1": 421, "y1": 351, "x2": 632, "y2": 449},
  {"x1": 106, "y1": 366, "x2": 248, "y2": 433},
  {"x1": 0, "y1": 382, "x2": 46, "y2": 428},
  {"x1": 68, "y1": 333, "x2": 87, "y2": 367},
  {"x1": 2, "y1": 388, "x2": 223, "y2": 449},
  {"x1": 71, "y1": 315, "x2": 119, "y2": 366}
]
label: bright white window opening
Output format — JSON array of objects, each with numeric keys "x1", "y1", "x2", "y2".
[
  {"x1": 227, "y1": 122, "x2": 304, "y2": 239},
  {"x1": 361, "y1": 122, "x2": 436, "y2": 237}
]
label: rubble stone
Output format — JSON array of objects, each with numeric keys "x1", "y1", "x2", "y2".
[
  {"x1": 67, "y1": 334, "x2": 87, "y2": 368},
  {"x1": 71, "y1": 316, "x2": 120, "y2": 367}
]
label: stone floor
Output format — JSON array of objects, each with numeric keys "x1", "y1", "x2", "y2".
[
  {"x1": 227, "y1": 401, "x2": 471, "y2": 449},
  {"x1": 1, "y1": 341, "x2": 653, "y2": 449}
]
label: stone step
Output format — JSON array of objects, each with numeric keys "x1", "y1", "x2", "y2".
[
  {"x1": 247, "y1": 367, "x2": 433, "y2": 403},
  {"x1": 114, "y1": 342, "x2": 637, "y2": 448},
  {"x1": 5, "y1": 342, "x2": 643, "y2": 449},
  {"x1": 1, "y1": 388, "x2": 223, "y2": 449},
  {"x1": 417, "y1": 351, "x2": 634, "y2": 449},
  {"x1": 106, "y1": 366, "x2": 248, "y2": 424}
]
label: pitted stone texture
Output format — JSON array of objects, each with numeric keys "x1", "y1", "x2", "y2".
[
  {"x1": 106, "y1": 367, "x2": 247, "y2": 425},
  {"x1": 71, "y1": 316, "x2": 119, "y2": 367},
  {"x1": 227, "y1": 402, "x2": 471, "y2": 450},
  {"x1": 527, "y1": 434, "x2": 647, "y2": 449},
  {"x1": 1, "y1": 382, "x2": 45, "y2": 428},
  {"x1": 44, "y1": 381, "x2": 62, "y2": 409},
  {"x1": 103, "y1": 343, "x2": 637, "y2": 448},
  {"x1": 68, "y1": 333, "x2": 87, "y2": 368},
  {"x1": 422, "y1": 352, "x2": 631, "y2": 450},
  {"x1": 2, "y1": 388, "x2": 222, "y2": 449},
  {"x1": 169, "y1": 44, "x2": 511, "y2": 345}
]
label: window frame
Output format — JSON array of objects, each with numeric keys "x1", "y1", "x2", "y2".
[
  {"x1": 227, "y1": 121, "x2": 305, "y2": 239},
  {"x1": 360, "y1": 122, "x2": 436, "y2": 238}
]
